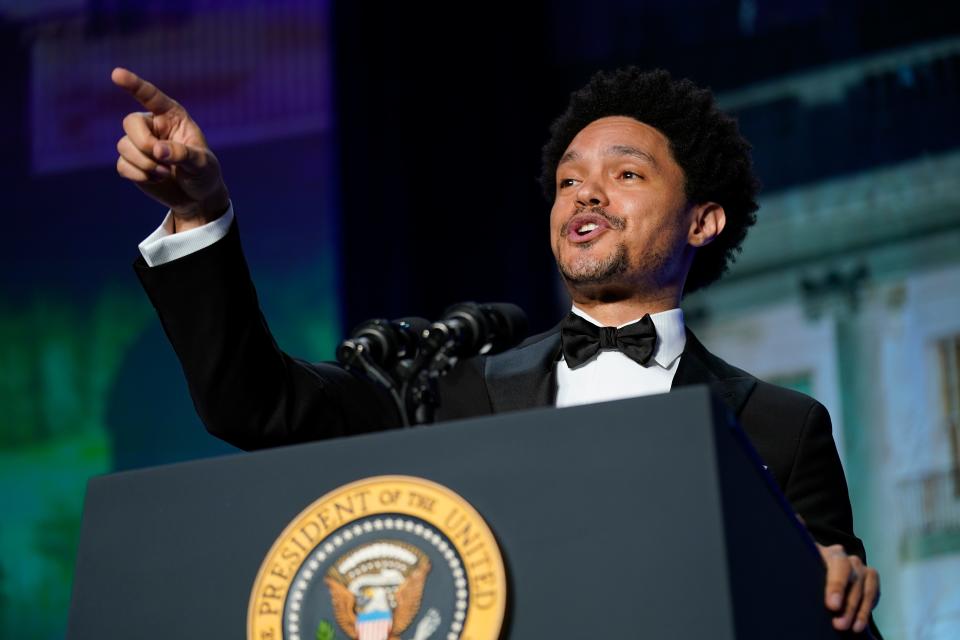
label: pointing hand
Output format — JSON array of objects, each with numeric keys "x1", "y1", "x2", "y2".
[{"x1": 112, "y1": 67, "x2": 229, "y2": 231}]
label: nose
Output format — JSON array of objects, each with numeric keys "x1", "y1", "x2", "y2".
[{"x1": 575, "y1": 176, "x2": 608, "y2": 208}]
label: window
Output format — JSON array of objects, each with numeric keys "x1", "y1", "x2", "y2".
[{"x1": 936, "y1": 334, "x2": 960, "y2": 495}]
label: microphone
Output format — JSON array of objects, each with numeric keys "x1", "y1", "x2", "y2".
[
  {"x1": 421, "y1": 302, "x2": 528, "y2": 359},
  {"x1": 336, "y1": 316, "x2": 432, "y2": 369},
  {"x1": 335, "y1": 305, "x2": 528, "y2": 427}
]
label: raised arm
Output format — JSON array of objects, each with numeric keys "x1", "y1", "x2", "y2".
[{"x1": 115, "y1": 69, "x2": 401, "y2": 449}]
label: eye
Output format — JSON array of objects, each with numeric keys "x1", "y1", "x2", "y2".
[
  {"x1": 620, "y1": 170, "x2": 643, "y2": 180},
  {"x1": 558, "y1": 178, "x2": 578, "y2": 189}
]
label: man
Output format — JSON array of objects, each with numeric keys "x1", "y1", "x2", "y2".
[{"x1": 113, "y1": 65, "x2": 880, "y2": 634}]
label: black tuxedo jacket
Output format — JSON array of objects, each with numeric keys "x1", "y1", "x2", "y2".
[{"x1": 136, "y1": 221, "x2": 865, "y2": 562}]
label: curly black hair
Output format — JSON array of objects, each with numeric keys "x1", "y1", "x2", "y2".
[{"x1": 540, "y1": 67, "x2": 760, "y2": 294}]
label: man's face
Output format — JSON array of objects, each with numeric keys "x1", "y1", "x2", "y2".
[{"x1": 550, "y1": 116, "x2": 703, "y2": 299}]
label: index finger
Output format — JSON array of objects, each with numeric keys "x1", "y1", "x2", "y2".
[{"x1": 111, "y1": 67, "x2": 179, "y2": 115}]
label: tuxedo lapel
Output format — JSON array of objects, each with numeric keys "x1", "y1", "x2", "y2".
[
  {"x1": 673, "y1": 328, "x2": 757, "y2": 416},
  {"x1": 484, "y1": 325, "x2": 562, "y2": 412},
  {"x1": 483, "y1": 323, "x2": 756, "y2": 416}
]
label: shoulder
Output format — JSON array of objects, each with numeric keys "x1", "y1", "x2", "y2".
[
  {"x1": 748, "y1": 379, "x2": 824, "y2": 418},
  {"x1": 483, "y1": 321, "x2": 562, "y2": 374},
  {"x1": 684, "y1": 329, "x2": 822, "y2": 417},
  {"x1": 441, "y1": 323, "x2": 560, "y2": 388},
  {"x1": 686, "y1": 331, "x2": 830, "y2": 454},
  {"x1": 728, "y1": 366, "x2": 828, "y2": 440},
  {"x1": 513, "y1": 322, "x2": 563, "y2": 350},
  {"x1": 737, "y1": 378, "x2": 836, "y2": 492}
]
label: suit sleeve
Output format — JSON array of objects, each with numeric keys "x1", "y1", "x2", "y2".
[
  {"x1": 134, "y1": 219, "x2": 402, "y2": 451},
  {"x1": 783, "y1": 400, "x2": 866, "y2": 562}
]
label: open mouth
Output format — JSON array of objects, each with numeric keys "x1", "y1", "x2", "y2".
[{"x1": 566, "y1": 214, "x2": 611, "y2": 244}]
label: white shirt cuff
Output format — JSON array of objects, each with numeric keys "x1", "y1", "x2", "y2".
[{"x1": 138, "y1": 204, "x2": 235, "y2": 267}]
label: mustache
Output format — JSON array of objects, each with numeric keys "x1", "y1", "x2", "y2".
[{"x1": 561, "y1": 206, "x2": 626, "y2": 235}]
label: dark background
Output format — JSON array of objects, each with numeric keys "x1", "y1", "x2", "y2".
[{"x1": 333, "y1": 1, "x2": 960, "y2": 331}]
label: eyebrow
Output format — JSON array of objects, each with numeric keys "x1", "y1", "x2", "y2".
[
  {"x1": 558, "y1": 146, "x2": 660, "y2": 171},
  {"x1": 609, "y1": 145, "x2": 659, "y2": 169}
]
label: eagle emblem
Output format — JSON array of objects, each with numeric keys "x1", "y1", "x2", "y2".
[{"x1": 325, "y1": 541, "x2": 433, "y2": 640}]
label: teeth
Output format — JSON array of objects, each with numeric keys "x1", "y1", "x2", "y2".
[{"x1": 577, "y1": 223, "x2": 599, "y2": 234}]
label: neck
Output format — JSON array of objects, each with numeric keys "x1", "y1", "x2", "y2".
[{"x1": 569, "y1": 291, "x2": 680, "y2": 326}]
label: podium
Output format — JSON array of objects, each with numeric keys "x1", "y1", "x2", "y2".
[{"x1": 67, "y1": 385, "x2": 851, "y2": 638}]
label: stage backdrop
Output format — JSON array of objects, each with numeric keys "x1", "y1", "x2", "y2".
[{"x1": 0, "y1": 2, "x2": 340, "y2": 638}]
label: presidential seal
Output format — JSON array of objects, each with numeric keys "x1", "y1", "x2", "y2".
[{"x1": 248, "y1": 475, "x2": 506, "y2": 640}]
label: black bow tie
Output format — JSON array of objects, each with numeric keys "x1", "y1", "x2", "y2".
[{"x1": 560, "y1": 312, "x2": 658, "y2": 369}]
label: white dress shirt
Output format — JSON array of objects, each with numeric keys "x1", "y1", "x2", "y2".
[
  {"x1": 138, "y1": 205, "x2": 235, "y2": 267},
  {"x1": 555, "y1": 306, "x2": 685, "y2": 408}
]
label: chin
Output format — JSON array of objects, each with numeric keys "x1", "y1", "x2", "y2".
[
  {"x1": 559, "y1": 243, "x2": 628, "y2": 283},
  {"x1": 559, "y1": 261, "x2": 627, "y2": 286}
]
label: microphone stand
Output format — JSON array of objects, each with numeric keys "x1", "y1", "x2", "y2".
[
  {"x1": 344, "y1": 345, "x2": 412, "y2": 427},
  {"x1": 340, "y1": 303, "x2": 527, "y2": 427},
  {"x1": 399, "y1": 327, "x2": 457, "y2": 426}
]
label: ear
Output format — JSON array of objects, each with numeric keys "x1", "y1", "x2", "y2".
[{"x1": 687, "y1": 202, "x2": 726, "y2": 248}]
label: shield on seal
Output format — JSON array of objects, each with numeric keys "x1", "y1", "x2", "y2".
[{"x1": 356, "y1": 610, "x2": 392, "y2": 640}]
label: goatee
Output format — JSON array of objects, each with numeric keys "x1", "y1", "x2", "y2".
[{"x1": 557, "y1": 242, "x2": 630, "y2": 284}]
